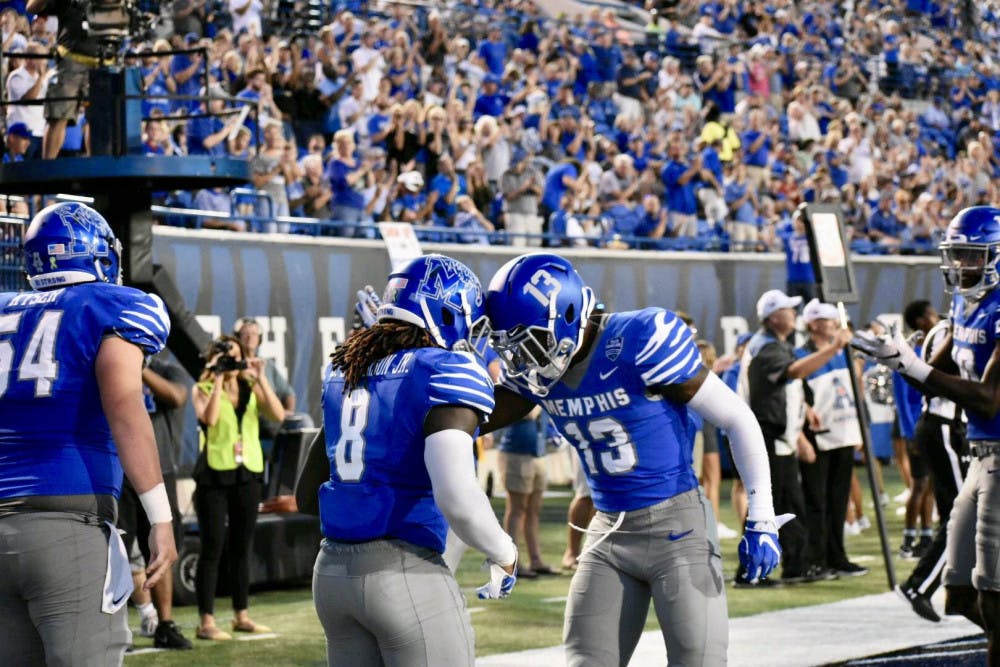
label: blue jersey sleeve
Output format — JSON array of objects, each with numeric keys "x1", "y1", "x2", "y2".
[
  {"x1": 633, "y1": 309, "x2": 702, "y2": 387},
  {"x1": 426, "y1": 350, "x2": 496, "y2": 417},
  {"x1": 102, "y1": 287, "x2": 170, "y2": 356}
]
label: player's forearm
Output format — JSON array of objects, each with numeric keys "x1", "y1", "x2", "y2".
[
  {"x1": 109, "y1": 393, "x2": 166, "y2": 494},
  {"x1": 687, "y1": 372, "x2": 774, "y2": 520},
  {"x1": 917, "y1": 370, "x2": 1000, "y2": 421},
  {"x1": 294, "y1": 428, "x2": 327, "y2": 515}
]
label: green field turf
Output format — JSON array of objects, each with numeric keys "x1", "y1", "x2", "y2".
[{"x1": 127, "y1": 465, "x2": 914, "y2": 665}]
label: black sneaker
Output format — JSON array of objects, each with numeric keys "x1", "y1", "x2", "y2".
[
  {"x1": 802, "y1": 565, "x2": 839, "y2": 582},
  {"x1": 899, "y1": 542, "x2": 917, "y2": 560},
  {"x1": 913, "y1": 536, "x2": 933, "y2": 558},
  {"x1": 834, "y1": 562, "x2": 869, "y2": 577},
  {"x1": 896, "y1": 584, "x2": 941, "y2": 622},
  {"x1": 154, "y1": 620, "x2": 194, "y2": 650},
  {"x1": 733, "y1": 575, "x2": 783, "y2": 589}
]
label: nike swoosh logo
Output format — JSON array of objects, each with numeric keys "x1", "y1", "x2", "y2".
[
  {"x1": 759, "y1": 534, "x2": 780, "y2": 556},
  {"x1": 668, "y1": 529, "x2": 694, "y2": 541},
  {"x1": 599, "y1": 367, "x2": 619, "y2": 380},
  {"x1": 111, "y1": 591, "x2": 128, "y2": 607}
]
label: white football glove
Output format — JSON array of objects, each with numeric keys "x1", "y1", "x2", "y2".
[
  {"x1": 850, "y1": 329, "x2": 931, "y2": 382},
  {"x1": 354, "y1": 285, "x2": 382, "y2": 329},
  {"x1": 476, "y1": 556, "x2": 517, "y2": 600}
]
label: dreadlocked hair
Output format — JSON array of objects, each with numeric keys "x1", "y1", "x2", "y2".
[{"x1": 331, "y1": 320, "x2": 438, "y2": 391}]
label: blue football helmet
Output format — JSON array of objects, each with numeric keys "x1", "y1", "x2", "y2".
[
  {"x1": 23, "y1": 202, "x2": 122, "y2": 290},
  {"x1": 939, "y1": 206, "x2": 1000, "y2": 300},
  {"x1": 485, "y1": 253, "x2": 596, "y2": 396},
  {"x1": 377, "y1": 254, "x2": 489, "y2": 355}
]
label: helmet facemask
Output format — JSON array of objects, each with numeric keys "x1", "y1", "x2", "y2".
[
  {"x1": 490, "y1": 285, "x2": 595, "y2": 396},
  {"x1": 940, "y1": 241, "x2": 1000, "y2": 300}
]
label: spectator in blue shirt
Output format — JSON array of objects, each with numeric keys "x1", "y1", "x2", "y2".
[
  {"x1": 591, "y1": 31, "x2": 621, "y2": 83},
  {"x1": 3, "y1": 122, "x2": 31, "y2": 163},
  {"x1": 474, "y1": 74, "x2": 510, "y2": 120},
  {"x1": 478, "y1": 26, "x2": 507, "y2": 77},
  {"x1": 549, "y1": 84, "x2": 580, "y2": 122},
  {"x1": 775, "y1": 210, "x2": 816, "y2": 300},
  {"x1": 327, "y1": 129, "x2": 372, "y2": 237},
  {"x1": 633, "y1": 194, "x2": 669, "y2": 249},
  {"x1": 187, "y1": 84, "x2": 233, "y2": 157},
  {"x1": 661, "y1": 133, "x2": 700, "y2": 237},
  {"x1": 540, "y1": 159, "x2": 581, "y2": 227},
  {"x1": 569, "y1": 40, "x2": 599, "y2": 97},
  {"x1": 741, "y1": 109, "x2": 773, "y2": 194},
  {"x1": 724, "y1": 162, "x2": 760, "y2": 251},
  {"x1": 427, "y1": 154, "x2": 466, "y2": 226},
  {"x1": 866, "y1": 192, "x2": 903, "y2": 249},
  {"x1": 171, "y1": 34, "x2": 204, "y2": 114}
]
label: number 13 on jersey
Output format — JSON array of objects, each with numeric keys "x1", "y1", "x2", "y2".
[{"x1": 562, "y1": 417, "x2": 637, "y2": 475}]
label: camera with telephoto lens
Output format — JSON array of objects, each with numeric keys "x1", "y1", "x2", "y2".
[
  {"x1": 74, "y1": 0, "x2": 158, "y2": 57},
  {"x1": 207, "y1": 340, "x2": 248, "y2": 374}
]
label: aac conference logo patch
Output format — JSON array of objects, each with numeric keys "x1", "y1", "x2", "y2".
[{"x1": 605, "y1": 336, "x2": 623, "y2": 361}]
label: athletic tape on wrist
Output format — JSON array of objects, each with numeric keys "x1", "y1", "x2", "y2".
[{"x1": 139, "y1": 482, "x2": 173, "y2": 525}]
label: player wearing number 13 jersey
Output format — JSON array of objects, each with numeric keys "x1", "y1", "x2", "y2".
[
  {"x1": 0, "y1": 202, "x2": 175, "y2": 667},
  {"x1": 482, "y1": 253, "x2": 781, "y2": 667},
  {"x1": 305, "y1": 254, "x2": 517, "y2": 667},
  {"x1": 851, "y1": 206, "x2": 1000, "y2": 659}
]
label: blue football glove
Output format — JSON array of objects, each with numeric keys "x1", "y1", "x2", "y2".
[
  {"x1": 354, "y1": 285, "x2": 382, "y2": 329},
  {"x1": 476, "y1": 557, "x2": 517, "y2": 600},
  {"x1": 737, "y1": 513, "x2": 795, "y2": 584}
]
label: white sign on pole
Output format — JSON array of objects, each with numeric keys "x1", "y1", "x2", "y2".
[{"x1": 377, "y1": 222, "x2": 423, "y2": 271}]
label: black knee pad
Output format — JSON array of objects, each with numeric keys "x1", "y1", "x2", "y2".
[
  {"x1": 945, "y1": 585, "x2": 986, "y2": 629},
  {"x1": 980, "y1": 590, "x2": 1000, "y2": 634}
]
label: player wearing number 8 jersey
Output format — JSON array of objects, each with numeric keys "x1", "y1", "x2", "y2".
[
  {"x1": 482, "y1": 253, "x2": 783, "y2": 667},
  {"x1": 0, "y1": 202, "x2": 176, "y2": 666},
  {"x1": 299, "y1": 254, "x2": 517, "y2": 667}
]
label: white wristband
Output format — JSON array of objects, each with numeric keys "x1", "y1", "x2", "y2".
[
  {"x1": 905, "y1": 357, "x2": 932, "y2": 384},
  {"x1": 139, "y1": 482, "x2": 173, "y2": 525}
]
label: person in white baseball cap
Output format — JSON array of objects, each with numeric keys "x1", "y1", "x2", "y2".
[
  {"x1": 736, "y1": 288, "x2": 851, "y2": 584},
  {"x1": 797, "y1": 298, "x2": 868, "y2": 579},
  {"x1": 802, "y1": 299, "x2": 840, "y2": 324},
  {"x1": 757, "y1": 289, "x2": 803, "y2": 322}
]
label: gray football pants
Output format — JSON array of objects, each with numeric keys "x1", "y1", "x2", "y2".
[
  {"x1": 944, "y1": 454, "x2": 1000, "y2": 591},
  {"x1": 0, "y1": 511, "x2": 130, "y2": 667},
  {"x1": 313, "y1": 538, "x2": 475, "y2": 667},
  {"x1": 565, "y1": 488, "x2": 728, "y2": 667}
]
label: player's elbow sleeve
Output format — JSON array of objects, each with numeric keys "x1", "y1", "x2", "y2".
[{"x1": 426, "y1": 430, "x2": 516, "y2": 566}]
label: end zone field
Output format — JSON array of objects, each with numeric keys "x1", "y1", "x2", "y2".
[{"x1": 126, "y1": 467, "x2": 985, "y2": 666}]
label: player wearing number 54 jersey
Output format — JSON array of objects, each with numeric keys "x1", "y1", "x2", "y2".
[
  {"x1": 0, "y1": 202, "x2": 176, "y2": 667},
  {"x1": 296, "y1": 254, "x2": 517, "y2": 667},
  {"x1": 482, "y1": 253, "x2": 784, "y2": 667}
]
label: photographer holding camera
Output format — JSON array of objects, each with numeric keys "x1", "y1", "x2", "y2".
[
  {"x1": 191, "y1": 335, "x2": 285, "y2": 641},
  {"x1": 26, "y1": 0, "x2": 110, "y2": 159}
]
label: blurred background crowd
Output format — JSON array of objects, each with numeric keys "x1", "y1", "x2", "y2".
[{"x1": 3, "y1": 0, "x2": 1000, "y2": 251}]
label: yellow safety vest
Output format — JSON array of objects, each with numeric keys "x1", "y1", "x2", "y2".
[{"x1": 196, "y1": 381, "x2": 264, "y2": 473}]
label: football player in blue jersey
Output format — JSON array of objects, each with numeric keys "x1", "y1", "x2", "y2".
[
  {"x1": 297, "y1": 254, "x2": 517, "y2": 667},
  {"x1": 0, "y1": 202, "x2": 176, "y2": 666},
  {"x1": 481, "y1": 253, "x2": 786, "y2": 667},
  {"x1": 853, "y1": 206, "x2": 1000, "y2": 662}
]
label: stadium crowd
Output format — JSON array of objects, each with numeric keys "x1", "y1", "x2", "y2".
[{"x1": 4, "y1": 0, "x2": 1000, "y2": 250}]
